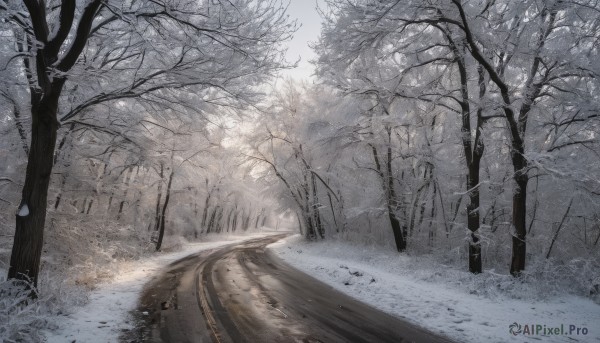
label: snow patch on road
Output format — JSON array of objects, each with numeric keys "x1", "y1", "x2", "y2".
[
  {"x1": 269, "y1": 235, "x2": 600, "y2": 343},
  {"x1": 44, "y1": 231, "x2": 286, "y2": 343}
]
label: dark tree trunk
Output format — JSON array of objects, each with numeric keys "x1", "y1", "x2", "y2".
[
  {"x1": 303, "y1": 178, "x2": 316, "y2": 239},
  {"x1": 215, "y1": 207, "x2": 224, "y2": 233},
  {"x1": 201, "y1": 195, "x2": 211, "y2": 229},
  {"x1": 546, "y1": 198, "x2": 573, "y2": 259},
  {"x1": 153, "y1": 163, "x2": 164, "y2": 232},
  {"x1": 467, "y1": 161, "x2": 482, "y2": 274},
  {"x1": 528, "y1": 177, "x2": 539, "y2": 235},
  {"x1": 232, "y1": 211, "x2": 239, "y2": 232},
  {"x1": 386, "y1": 137, "x2": 406, "y2": 252},
  {"x1": 448, "y1": 33, "x2": 485, "y2": 273},
  {"x1": 296, "y1": 212, "x2": 304, "y2": 236},
  {"x1": 9, "y1": 0, "x2": 104, "y2": 291},
  {"x1": 86, "y1": 199, "x2": 94, "y2": 214},
  {"x1": 117, "y1": 166, "x2": 136, "y2": 219},
  {"x1": 510, "y1": 170, "x2": 528, "y2": 276},
  {"x1": 370, "y1": 131, "x2": 406, "y2": 252},
  {"x1": 254, "y1": 211, "x2": 261, "y2": 228},
  {"x1": 311, "y1": 172, "x2": 325, "y2": 239},
  {"x1": 327, "y1": 193, "x2": 338, "y2": 232},
  {"x1": 80, "y1": 198, "x2": 88, "y2": 214},
  {"x1": 9, "y1": 89, "x2": 61, "y2": 288},
  {"x1": 226, "y1": 208, "x2": 234, "y2": 232},
  {"x1": 428, "y1": 182, "x2": 437, "y2": 247},
  {"x1": 388, "y1": 213, "x2": 405, "y2": 252},
  {"x1": 206, "y1": 207, "x2": 218, "y2": 234},
  {"x1": 304, "y1": 214, "x2": 314, "y2": 239},
  {"x1": 243, "y1": 213, "x2": 251, "y2": 231},
  {"x1": 155, "y1": 168, "x2": 174, "y2": 251}
]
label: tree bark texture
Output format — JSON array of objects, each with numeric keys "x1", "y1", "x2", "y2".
[{"x1": 9, "y1": 94, "x2": 60, "y2": 287}]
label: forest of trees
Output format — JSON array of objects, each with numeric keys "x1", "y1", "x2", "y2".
[
  {"x1": 1, "y1": 0, "x2": 599, "y2": 313},
  {"x1": 0, "y1": 0, "x2": 295, "y2": 293},
  {"x1": 243, "y1": 0, "x2": 600, "y2": 277}
]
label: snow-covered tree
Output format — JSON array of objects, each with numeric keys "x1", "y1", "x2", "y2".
[{"x1": 0, "y1": 0, "x2": 295, "y2": 288}]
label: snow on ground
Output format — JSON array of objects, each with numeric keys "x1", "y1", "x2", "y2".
[
  {"x1": 269, "y1": 235, "x2": 600, "y2": 343},
  {"x1": 44, "y1": 230, "x2": 284, "y2": 343}
]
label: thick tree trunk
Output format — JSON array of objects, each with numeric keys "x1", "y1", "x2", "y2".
[
  {"x1": 428, "y1": 182, "x2": 437, "y2": 247},
  {"x1": 153, "y1": 163, "x2": 164, "y2": 232},
  {"x1": 311, "y1": 173, "x2": 325, "y2": 239},
  {"x1": 9, "y1": 92, "x2": 60, "y2": 288},
  {"x1": 327, "y1": 193, "x2": 338, "y2": 232},
  {"x1": 201, "y1": 195, "x2": 211, "y2": 229},
  {"x1": 467, "y1": 161, "x2": 482, "y2": 274},
  {"x1": 510, "y1": 173, "x2": 528, "y2": 276},
  {"x1": 389, "y1": 212, "x2": 406, "y2": 252},
  {"x1": 243, "y1": 213, "x2": 251, "y2": 231},
  {"x1": 206, "y1": 207, "x2": 218, "y2": 233},
  {"x1": 232, "y1": 211, "x2": 239, "y2": 232},
  {"x1": 226, "y1": 208, "x2": 234, "y2": 233},
  {"x1": 296, "y1": 212, "x2": 304, "y2": 236},
  {"x1": 155, "y1": 168, "x2": 174, "y2": 251},
  {"x1": 451, "y1": 35, "x2": 485, "y2": 274},
  {"x1": 303, "y1": 180, "x2": 316, "y2": 239},
  {"x1": 304, "y1": 213, "x2": 314, "y2": 239},
  {"x1": 215, "y1": 207, "x2": 224, "y2": 233},
  {"x1": 370, "y1": 142, "x2": 406, "y2": 252},
  {"x1": 254, "y1": 213, "x2": 261, "y2": 228},
  {"x1": 386, "y1": 128, "x2": 406, "y2": 251},
  {"x1": 8, "y1": 0, "x2": 103, "y2": 291},
  {"x1": 117, "y1": 166, "x2": 136, "y2": 219}
]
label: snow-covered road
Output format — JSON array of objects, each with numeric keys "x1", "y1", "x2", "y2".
[{"x1": 138, "y1": 233, "x2": 450, "y2": 342}]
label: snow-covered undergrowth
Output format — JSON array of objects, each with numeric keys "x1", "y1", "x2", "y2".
[
  {"x1": 0, "y1": 213, "x2": 282, "y2": 343},
  {"x1": 42, "y1": 217, "x2": 156, "y2": 289},
  {"x1": 0, "y1": 216, "x2": 160, "y2": 342},
  {"x1": 0, "y1": 271, "x2": 86, "y2": 343},
  {"x1": 269, "y1": 235, "x2": 600, "y2": 343}
]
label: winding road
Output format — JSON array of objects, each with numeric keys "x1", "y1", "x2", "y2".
[{"x1": 137, "y1": 234, "x2": 452, "y2": 343}]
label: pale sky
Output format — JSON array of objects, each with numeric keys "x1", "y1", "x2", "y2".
[{"x1": 281, "y1": 0, "x2": 326, "y2": 80}]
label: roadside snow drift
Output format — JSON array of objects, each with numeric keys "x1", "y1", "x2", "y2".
[{"x1": 269, "y1": 235, "x2": 600, "y2": 343}]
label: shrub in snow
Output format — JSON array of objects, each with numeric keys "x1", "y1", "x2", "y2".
[
  {"x1": 417, "y1": 253, "x2": 600, "y2": 301},
  {"x1": 0, "y1": 274, "x2": 86, "y2": 343},
  {"x1": 0, "y1": 279, "x2": 46, "y2": 343},
  {"x1": 588, "y1": 277, "x2": 600, "y2": 304},
  {"x1": 43, "y1": 216, "x2": 153, "y2": 289},
  {"x1": 289, "y1": 237, "x2": 600, "y2": 302},
  {"x1": 158, "y1": 235, "x2": 187, "y2": 253}
]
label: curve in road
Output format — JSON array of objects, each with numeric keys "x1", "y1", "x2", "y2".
[{"x1": 136, "y1": 234, "x2": 453, "y2": 343}]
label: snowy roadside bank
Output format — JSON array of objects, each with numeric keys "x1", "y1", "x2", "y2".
[
  {"x1": 43, "y1": 230, "x2": 285, "y2": 343},
  {"x1": 268, "y1": 235, "x2": 600, "y2": 343}
]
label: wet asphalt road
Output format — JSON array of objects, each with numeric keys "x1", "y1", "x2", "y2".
[{"x1": 137, "y1": 234, "x2": 453, "y2": 343}]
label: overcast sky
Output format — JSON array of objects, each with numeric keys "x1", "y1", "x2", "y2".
[{"x1": 281, "y1": 0, "x2": 326, "y2": 80}]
